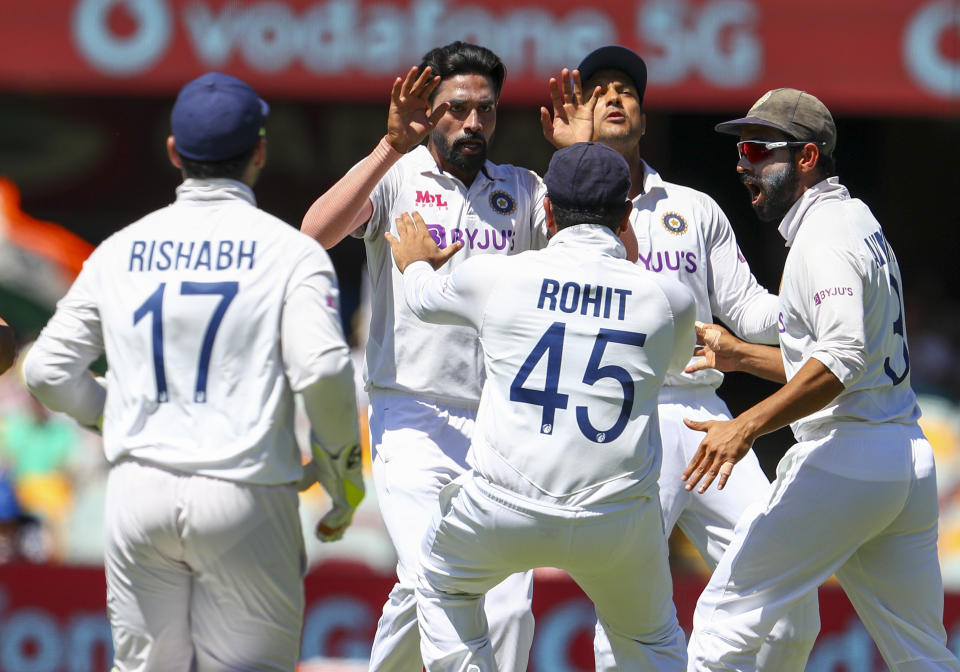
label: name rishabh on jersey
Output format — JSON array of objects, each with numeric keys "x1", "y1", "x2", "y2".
[
  {"x1": 403, "y1": 225, "x2": 696, "y2": 507},
  {"x1": 44, "y1": 180, "x2": 344, "y2": 485}
]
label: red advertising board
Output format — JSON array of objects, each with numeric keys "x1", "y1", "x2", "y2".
[
  {"x1": 1, "y1": 0, "x2": 958, "y2": 114},
  {"x1": 1, "y1": 561, "x2": 959, "y2": 671}
]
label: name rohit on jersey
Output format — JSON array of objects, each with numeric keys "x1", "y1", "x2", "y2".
[
  {"x1": 128, "y1": 240, "x2": 256, "y2": 272},
  {"x1": 537, "y1": 278, "x2": 631, "y2": 320}
]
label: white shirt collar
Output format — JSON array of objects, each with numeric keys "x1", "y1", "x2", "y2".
[
  {"x1": 778, "y1": 176, "x2": 848, "y2": 246},
  {"x1": 176, "y1": 178, "x2": 257, "y2": 206},
  {"x1": 547, "y1": 224, "x2": 627, "y2": 259}
]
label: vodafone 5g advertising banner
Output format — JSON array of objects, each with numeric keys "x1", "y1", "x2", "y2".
[
  {"x1": 0, "y1": 0, "x2": 958, "y2": 114},
  {"x1": 2, "y1": 562, "x2": 960, "y2": 671}
]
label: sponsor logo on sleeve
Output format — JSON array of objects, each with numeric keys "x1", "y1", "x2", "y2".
[{"x1": 813, "y1": 287, "x2": 854, "y2": 305}]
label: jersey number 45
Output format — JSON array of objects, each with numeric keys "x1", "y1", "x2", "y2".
[{"x1": 510, "y1": 321, "x2": 646, "y2": 444}]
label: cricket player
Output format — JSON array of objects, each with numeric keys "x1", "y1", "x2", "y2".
[
  {"x1": 0, "y1": 316, "x2": 16, "y2": 374},
  {"x1": 300, "y1": 42, "x2": 546, "y2": 671},
  {"x1": 682, "y1": 88, "x2": 960, "y2": 671},
  {"x1": 387, "y1": 141, "x2": 696, "y2": 672},
  {"x1": 540, "y1": 46, "x2": 820, "y2": 668},
  {"x1": 23, "y1": 72, "x2": 361, "y2": 671}
]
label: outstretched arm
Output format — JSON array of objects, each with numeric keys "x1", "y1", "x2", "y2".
[
  {"x1": 685, "y1": 321, "x2": 785, "y2": 383},
  {"x1": 301, "y1": 66, "x2": 450, "y2": 248},
  {"x1": 540, "y1": 68, "x2": 600, "y2": 149},
  {"x1": 681, "y1": 358, "x2": 844, "y2": 493}
]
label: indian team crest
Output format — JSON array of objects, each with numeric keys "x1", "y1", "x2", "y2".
[
  {"x1": 489, "y1": 190, "x2": 516, "y2": 215},
  {"x1": 662, "y1": 212, "x2": 688, "y2": 235}
]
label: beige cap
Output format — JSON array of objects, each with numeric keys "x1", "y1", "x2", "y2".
[{"x1": 715, "y1": 88, "x2": 836, "y2": 157}]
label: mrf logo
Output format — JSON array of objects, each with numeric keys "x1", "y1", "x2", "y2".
[{"x1": 415, "y1": 191, "x2": 449, "y2": 208}]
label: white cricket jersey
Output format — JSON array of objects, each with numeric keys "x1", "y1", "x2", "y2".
[
  {"x1": 25, "y1": 179, "x2": 354, "y2": 484},
  {"x1": 776, "y1": 177, "x2": 920, "y2": 440},
  {"x1": 403, "y1": 225, "x2": 696, "y2": 506},
  {"x1": 361, "y1": 145, "x2": 548, "y2": 405},
  {"x1": 631, "y1": 161, "x2": 779, "y2": 389}
]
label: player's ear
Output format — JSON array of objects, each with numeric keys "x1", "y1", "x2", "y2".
[
  {"x1": 618, "y1": 201, "x2": 633, "y2": 234},
  {"x1": 796, "y1": 142, "x2": 820, "y2": 176},
  {"x1": 254, "y1": 137, "x2": 267, "y2": 167},
  {"x1": 166, "y1": 136, "x2": 182, "y2": 169},
  {"x1": 544, "y1": 196, "x2": 557, "y2": 237}
]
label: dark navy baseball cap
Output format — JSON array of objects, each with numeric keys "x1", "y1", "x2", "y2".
[
  {"x1": 577, "y1": 45, "x2": 647, "y2": 107},
  {"x1": 545, "y1": 142, "x2": 630, "y2": 211},
  {"x1": 171, "y1": 72, "x2": 269, "y2": 162}
]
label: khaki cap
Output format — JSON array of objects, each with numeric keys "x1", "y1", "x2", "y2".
[{"x1": 715, "y1": 88, "x2": 836, "y2": 157}]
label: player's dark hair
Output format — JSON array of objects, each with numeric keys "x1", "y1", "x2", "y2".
[
  {"x1": 419, "y1": 41, "x2": 506, "y2": 101},
  {"x1": 178, "y1": 146, "x2": 257, "y2": 181},
  {"x1": 550, "y1": 202, "x2": 631, "y2": 233}
]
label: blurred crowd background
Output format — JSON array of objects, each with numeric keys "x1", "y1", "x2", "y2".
[{"x1": 1, "y1": 0, "x2": 958, "y2": 589}]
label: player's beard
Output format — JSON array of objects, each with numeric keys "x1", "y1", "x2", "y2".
[
  {"x1": 432, "y1": 129, "x2": 488, "y2": 176},
  {"x1": 743, "y1": 161, "x2": 799, "y2": 223}
]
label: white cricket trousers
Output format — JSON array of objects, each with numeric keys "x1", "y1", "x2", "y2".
[
  {"x1": 656, "y1": 387, "x2": 819, "y2": 670},
  {"x1": 367, "y1": 392, "x2": 534, "y2": 672},
  {"x1": 417, "y1": 473, "x2": 687, "y2": 672},
  {"x1": 688, "y1": 422, "x2": 960, "y2": 672},
  {"x1": 105, "y1": 459, "x2": 306, "y2": 672}
]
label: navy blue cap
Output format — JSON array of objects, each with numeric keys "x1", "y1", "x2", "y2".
[
  {"x1": 577, "y1": 45, "x2": 647, "y2": 107},
  {"x1": 171, "y1": 72, "x2": 269, "y2": 162},
  {"x1": 0, "y1": 472, "x2": 22, "y2": 522},
  {"x1": 545, "y1": 142, "x2": 630, "y2": 211}
]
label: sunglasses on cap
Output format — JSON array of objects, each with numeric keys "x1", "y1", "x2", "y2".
[{"x1": 736, "y1": 140, "x2": 810, "y2": 163}]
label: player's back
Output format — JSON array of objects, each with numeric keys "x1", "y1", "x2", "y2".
[
  {"x1": 89, "y1": 181, "x2": 327, "y2": 484},
  {"x1": 469, "y1": 226, "x2": 696, "y2": 505}
]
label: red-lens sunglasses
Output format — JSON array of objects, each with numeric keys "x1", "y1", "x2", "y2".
[{"x1": 737, "y1": 140, "x2": 810, "y2": 163}]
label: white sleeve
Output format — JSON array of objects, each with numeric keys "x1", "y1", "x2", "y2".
[
  {"x1": 281, "y1": 246, "x2": 360, "y2": 451},
  {"x1": 530, "y1": 175, "x2": 549, "y2": 250},
  {"x1": 796, "y1": 245, "x2": 866, "y2": 386},
  {"x1": 402, "y1": 256, "x2": 498, "y2": 329},
  {"x1": 661, "y1": 280, "x2": 698, "y2": 375},
  {"x1": 23, "y1": 255, "x2": 107, "y2": 428},
  {"x1": 705, "y1": 204, "x2": 779, "y2": 344}
]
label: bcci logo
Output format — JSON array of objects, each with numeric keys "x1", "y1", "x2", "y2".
[
  {"x1": 662, "y1": 212, "x2": 687, "y2": 235},
  {"x1": 489, "y1": 190, "x2": 516, "y2": 215}
]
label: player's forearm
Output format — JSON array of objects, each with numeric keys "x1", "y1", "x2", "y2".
[
  {"x1": 23, "y1": 342, "x2": 106, "y2": 428},
  {"x1": 402, "y1": 262, "x2": 479, "y2": 328},
  {"x1": 299, "y1": 364, "x2": 361, "y2": 452},
  {"x1": 301, "y1": 136, "x2": 402, "y2": 248},
  {"x1": 734, "y1": 358, "x2": 845, "y2": 442},
  {"x1": 730, "y1": 341, "x2": 786, "y2": 383}
]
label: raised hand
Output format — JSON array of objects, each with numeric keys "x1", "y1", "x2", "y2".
[
  {"x1": 386, "y1": 66, "x2": 450, "y2": 154},
  {"x1": 540, "y1": 68, "x2": 600, "y2": 149},
  {"x1": 386, "y1": 211, "x2": 463, "y2": 272}
]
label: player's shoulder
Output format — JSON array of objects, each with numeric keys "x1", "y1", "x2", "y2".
[
  {"x1": 654, "y1": 177, "x2": 724, "y2": 214},
  {"x1": 626, "y1": 262, "x2": 695, "y2": 308},
  {"x1": 483, "y1": 160, "x2": 543, "y2": 193}
]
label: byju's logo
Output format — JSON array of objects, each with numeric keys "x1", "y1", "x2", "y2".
[{"x1": 426, "y1": 225, "x2": 447, "y2": 249}]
